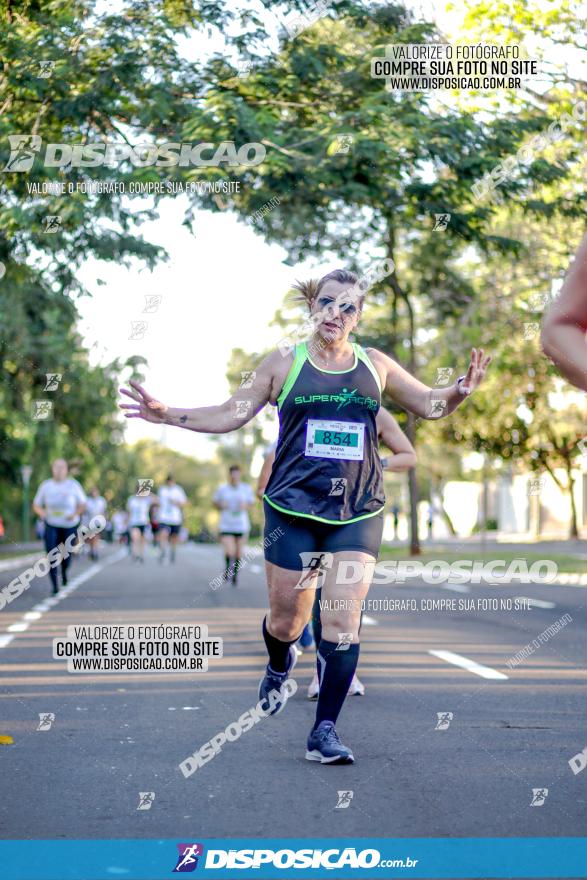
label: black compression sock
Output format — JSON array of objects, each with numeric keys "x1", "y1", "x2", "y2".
[
  {"x1": 224, "y1": 555, "x2": 231, "y2": 579},
  {"x1": 311, "y1": 588, "x2": 322, "y2": 652},
  {"x1": 314, "y1": 639, "x2": 360, "y2": 729},
  {"x1": 262, "y1": 616, "x2": 297, "y2": 674},
  {"x1": 232, "y1": 558, "x2": 241, "y2": 580}
]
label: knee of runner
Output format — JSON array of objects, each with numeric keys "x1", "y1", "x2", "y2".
[
  {"x1": 269, "y1": 617, "x2": 303, "y2": 643},
  {"x1": 320, "y1": 611, "x2": 361, "y2": 643}
]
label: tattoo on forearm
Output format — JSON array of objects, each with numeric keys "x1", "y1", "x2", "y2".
[{"x1": 179, "y1": 414, "x2": 188, "y2": 424}]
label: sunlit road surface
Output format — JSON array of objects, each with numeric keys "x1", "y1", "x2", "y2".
[{"x1": 1, "y1": 541, "x2": 586, "y2": 839}]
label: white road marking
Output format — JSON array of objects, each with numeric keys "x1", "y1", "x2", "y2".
[
  {"x1": 515, "y1": 597, "x2": 556, "y2": 609},
  {"x1": 0, "y1": 549, "x2": 127, "y2": 649},
  {"x1": 441, "y1": 583, "x2": 470, "y2": 593},
  {"x1": 429, "y1": 649, "x2": 509, "y2": 680}
]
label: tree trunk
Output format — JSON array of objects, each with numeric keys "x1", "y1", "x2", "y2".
[
  {"x1": 386, "y1": 223, "x2": 420, "y2": 553},
  {"x1": 406, "y1": 412, "x2": 420, "y2": 554},
  {"x1": 565, "y1": 459, "x2": 579, "y2": 539}
]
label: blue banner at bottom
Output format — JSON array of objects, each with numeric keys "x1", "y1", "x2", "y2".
[{"x1": 1, "y1": 837, "x2": 585, "y2": 880}]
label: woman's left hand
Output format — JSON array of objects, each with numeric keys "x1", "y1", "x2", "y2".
[{"x1": 459, "y1": 348, "x2": 492, "y2": 395}]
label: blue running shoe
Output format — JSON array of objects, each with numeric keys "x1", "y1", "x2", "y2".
[
  {"x1": 297, "y1": 623, "x2": 313, "y2": 650},
  {"x1": 258, "y1": 645, "x2": 297, "y2": 716},
  {"x1": 305, "y1": 720, "x2": 354, "y2": 764}
]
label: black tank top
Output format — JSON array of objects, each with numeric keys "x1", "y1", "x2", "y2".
[{"x1": 264, "y1": 341, "x2": 385, "y2": 524}]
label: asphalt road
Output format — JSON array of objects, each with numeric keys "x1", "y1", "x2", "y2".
[{"x1": 1, "y1": 540, "x2": 586, "y2": 843}]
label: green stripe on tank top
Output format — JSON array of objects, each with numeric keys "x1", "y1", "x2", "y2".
[
  {"x1": 353, "y1": 342, "x2": 383, "y2": 395},
  {"x1": 263, "y1": 494, "x2": 383, "y2": 525},
  {"x1": 276, "y1": 342, "x2": 308, "y2": 410}
]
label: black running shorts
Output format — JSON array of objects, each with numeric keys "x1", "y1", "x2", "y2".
[{"x1": 263, "y1": 500, "x2": 383, "y2": 571}]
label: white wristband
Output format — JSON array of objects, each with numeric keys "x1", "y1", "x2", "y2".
[{"x1": 456, "y1": 375, "x2": 469, "y2": 395}]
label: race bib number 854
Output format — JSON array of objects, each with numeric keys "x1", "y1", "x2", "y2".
[{"x1": 305, "y1": 419, "x2": 365, "y2": 461}]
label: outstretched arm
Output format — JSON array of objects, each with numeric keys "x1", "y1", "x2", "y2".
[
  {"x1": 541, "y1": 232, "x2": 587, "y2": 392},
  {"x1": 119, "y1": 351, "x2": 283, "y2": 434},
  {"x1": 369, "y1": 348, "x2": 491, "y2": 419}
]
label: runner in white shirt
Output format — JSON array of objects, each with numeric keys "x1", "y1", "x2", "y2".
[
  {"x1": 213, "y1": 465, "x2": 255, "y2": 586},
  {"x1": 83, "y1": 488, "x2": 107, "y2": 561},
  {"x1": 157, "y1": 475, "x2": 187, "y2": 563},
  {"x1": 112, "y1": 510, "x2": 130, "y2": 550},
  {"x1": 127, "y1": 486, "x2": 154, "y2": 563},
  {"x1": 32, "y1": 459, "x2": 87, "y2": 594}
]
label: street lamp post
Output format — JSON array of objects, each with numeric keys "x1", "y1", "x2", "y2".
[{"x1": 20, "y1": 465, "x2": 33, "y2": 543}]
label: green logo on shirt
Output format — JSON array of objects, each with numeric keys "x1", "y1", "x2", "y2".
[{"x1": 293, "y1": 388, "x2": 377, "y2": 411}]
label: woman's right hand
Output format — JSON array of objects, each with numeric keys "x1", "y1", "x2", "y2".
[{"x1": 119, "y1": 381, "x2": 169, "y2": 424}]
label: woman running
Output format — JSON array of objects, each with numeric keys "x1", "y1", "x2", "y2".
[
  {"x1": 120, "y1": 268, "x2": 490, "y2": 764},
  {"x1": 257, "y1": 406, "x2": 417, "y2": 698},
  {"x1": 33, "y1": 459, "x2": 87, "y2": 594},
  {"x1": 127, "y1": 485, "x2": 153, "y2": 563},
  {"x1": 213, "y1": 464, "x2": 255, "y2": 586}
]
